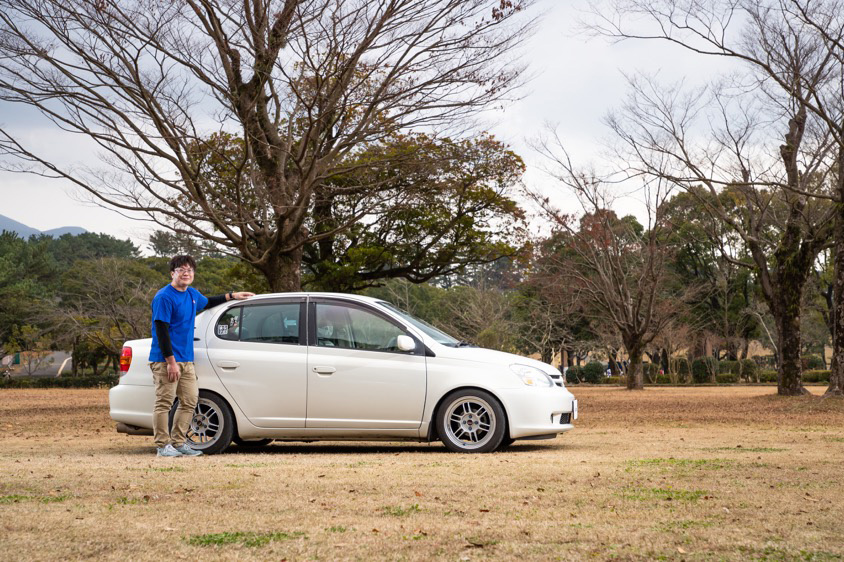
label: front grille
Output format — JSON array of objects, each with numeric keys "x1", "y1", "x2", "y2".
[
  {"x1": 549, "y1": 374, "x2": 564, "y2": 387},
  {"x1": 559, "y1": 413, "x2": 571, "y2": 424}
]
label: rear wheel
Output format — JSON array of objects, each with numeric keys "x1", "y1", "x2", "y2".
[
  {"x1": 436, "y1": 389, "x2": 506, "y2": 453},
  {"x1": 168, "y1": 390, "x2": 234, "y2": 455}
]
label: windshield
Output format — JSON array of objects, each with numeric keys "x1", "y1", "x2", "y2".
[{"x1": 377, "y1": 301, "x2": 460, "y2": 346}]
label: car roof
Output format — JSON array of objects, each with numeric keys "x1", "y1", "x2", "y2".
[{"x1": 244, "y1": 292, "x2": 383, "y2": 304}]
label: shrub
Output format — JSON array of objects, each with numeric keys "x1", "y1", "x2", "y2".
[
  {"x1": 603, "y1": 376, "x2": 622, "y2": 385},
  {"x1": 758, "y1": 370, "x2": 778, "y2": 383},
  {"x1": 0, "y1": 374, "x2": 119, "y2": 389},
  {"x1": 565, "y1": 366, "x2": 583, "y2": 384},
  {"x1": 802, "y1": 370, "x2": 830, "y2": 383},
  {"x1": 674, "y1": 358, "x2": 691, "y2": 376},
  {"x1": 718, "y1": 360, "x2": 740, "y2": 375},
  {"x1": 715, "y1": 373, "x2": 739, "y2": 384},
  {"x1": 740, "y1": 359, "x2": 758, "y2": 382},
  {"x1": 655, "y1": 374, "x2": 671, "y2": 384},
  {"x1": 691, "y1": 357, "x2": 717, "y2": 384},
  {"x1": 581, "y1": 361, "x2": 606, "y2": 384},
  {"x1": 802, "y1": 355, "x2": 825, "y2": 370}
]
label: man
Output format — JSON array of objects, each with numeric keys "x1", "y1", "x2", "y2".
[{"x1": 150, "y1": 255, "x2": 255, "y2": 457}]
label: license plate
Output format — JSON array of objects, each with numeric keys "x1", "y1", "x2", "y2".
[{"x1": 573, "y1": 399, "x2": 578, "y2": 420}]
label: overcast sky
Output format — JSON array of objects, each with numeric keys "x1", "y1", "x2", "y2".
[{"x1": 0, "y1": 0, "x2": 732, "y2": 249}]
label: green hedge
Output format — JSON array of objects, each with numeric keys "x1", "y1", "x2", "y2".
[
  {"x1": 803, "y1": 370, "x2": 830, "y2": 383},
  {"x1": 715, "y1": 373, "x2": 739, "y2": 384},
  {"x1": 759, "y1": 370, "x2": 777, "y2": 383},
  {"x1": 803, "y1": 355, "x2": 825, "y2": 370},
  {"x1": 603, "y1": 376, "x2": 622, "y2": 385},
  {"x1": 0, "y1": 374, "x2": 119, "y2": 389},
  {"x1": 718, "y1": 360, "x2": 740, "y2": 375}
]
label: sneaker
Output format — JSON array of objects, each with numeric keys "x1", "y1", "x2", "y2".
[
  {"x1": 174, "y1": 443, "x2": 203, "y2": 456},
  {"x1": 156, "y1": 444, "x2": 183, "y2": 457}
]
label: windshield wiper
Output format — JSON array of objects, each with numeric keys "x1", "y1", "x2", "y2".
[{"x1": 455, "y1": 340, "x2": 476, "y2": 347}]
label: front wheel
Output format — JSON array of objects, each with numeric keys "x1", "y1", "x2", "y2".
[
  {"x1": 233, "y1": 437, "x2": 273, "y2": 448},
  {"x1": 436, "y1": 389, "x2": 507, "y2": 453},
  {"x1": 168, "y1": 390, "x2": 234, "y2": 455}
]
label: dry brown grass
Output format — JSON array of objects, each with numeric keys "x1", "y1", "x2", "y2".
[{"x1": 1, "y1": 386, "x2": 843, "y2": 561}]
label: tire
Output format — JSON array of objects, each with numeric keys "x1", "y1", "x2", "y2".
[
  {"x1": 168, "y1": 390, "x2": 234, "y2": 455},
  {"x1": 233, "y1": 437, "x2": 274, "y2": 448},
  {"x1": 435, "y1": 389, "x2": 507, "y2": 453},
  {"x1": 498, "y1": 435, "x2": 515, "y2": 449}
]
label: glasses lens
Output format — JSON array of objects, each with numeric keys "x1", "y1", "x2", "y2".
[{"x1": 175, "y1": 268, "x2": 194, "y2": 274}]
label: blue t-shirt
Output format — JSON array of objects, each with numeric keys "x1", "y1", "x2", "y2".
[{"x1": 149, "y1": 285, "x2": 209, "y2": 362}]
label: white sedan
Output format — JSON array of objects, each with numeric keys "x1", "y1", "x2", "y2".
[{"x1": 109, "y1": 293, "x2": 577, "y2": 454}]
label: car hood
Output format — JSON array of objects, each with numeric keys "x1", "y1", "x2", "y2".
[{"x1": 432, "y1": 345, "x2": 558, "y2": 374}]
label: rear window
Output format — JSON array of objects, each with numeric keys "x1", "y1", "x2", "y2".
[
  {"x1": 241, "y1": 303, "x2": 300, "y2": 344},
  {"x1": 214, "y1": 307, "x2": 241, "y2": 341},
  {"x1": 215, "y1": 303, "x2": 300, "y2": 344}
]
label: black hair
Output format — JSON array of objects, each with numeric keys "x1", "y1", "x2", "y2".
[{"x1": 169, "y1": 255, "x2": 196, "y2": 272}]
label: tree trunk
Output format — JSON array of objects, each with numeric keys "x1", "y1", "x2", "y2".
[
  {"x1": 827, "y1": 148, "x2": 844, "y2": 396},
  {"x1": 623, "y1": 337, "x2": 645, "y2": 390},
  {"x1": 626, "y1": 353, "x2": 644, "y2": 390},
  {"x1": 774, "y1": 297, "x2": 808, "y2": 396},
  {"x1": 257, "y1": 247, "x2": 305, "y2": 292},
  {"x1": 71, "y1": 337, "x2": 79, "y2": 377},
  {"x1": 608, "y1": 348, "x2": 621, "y2": 376}
]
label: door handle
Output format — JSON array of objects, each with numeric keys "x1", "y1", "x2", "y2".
[
  {"x1": 312, "y1": 366, "x2": 336, "y2": 375},
  {"x1": 216, "y1": 361, "x2": 240, "y2": 369}
]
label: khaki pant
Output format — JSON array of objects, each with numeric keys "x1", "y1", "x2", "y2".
[{"x1": 150, "y1": 362, "x2": 198, "y2": 448}]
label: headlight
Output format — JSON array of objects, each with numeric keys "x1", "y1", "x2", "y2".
[{"x1": 510, "y1": 364, "x2": 554, "y2": 387}]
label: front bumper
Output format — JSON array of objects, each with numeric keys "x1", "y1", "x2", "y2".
[{"x1": 499, "y1": 387, "x2": 578, "y2": 439}]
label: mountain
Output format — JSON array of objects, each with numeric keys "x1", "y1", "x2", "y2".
[
  {"x1": 0, "y1": 214, "x2": 88, "y2": 238},
  {"x1": 43, "y1": 226, "x2": 88, "y2": 237}
]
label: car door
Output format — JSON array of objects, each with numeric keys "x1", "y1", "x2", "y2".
[
  {"x1": 206, "y1": 299, "x2": 308, "y2": 428},
  {"x1": 306, "y1": 299, "x2": 427, "y2": 429}
]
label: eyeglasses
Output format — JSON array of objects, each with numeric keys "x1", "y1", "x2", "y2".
[{"x1": 173, "y1": 267, "x2": 195, "y2": 275}]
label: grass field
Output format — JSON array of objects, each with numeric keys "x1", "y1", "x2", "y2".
[{"x1": 1, "y1": 386, "x2": 843, "y2": 561}]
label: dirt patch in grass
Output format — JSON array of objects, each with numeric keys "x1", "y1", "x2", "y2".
[{"x1": 1, "y1": 387, "x2": 842, "y2": 560}]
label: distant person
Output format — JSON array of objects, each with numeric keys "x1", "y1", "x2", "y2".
[{"x1": 149, "y1": 255, "x2": 254, "y2": 457}]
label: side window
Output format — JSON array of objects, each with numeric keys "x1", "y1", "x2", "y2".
[
  {"x1": 316, "y1": 303, "x2": 408, "y2": 352},
  {"x1": 240, "y1": 303, "x2": 300, "y2": 344},
  {"x1": 215, "y1": 307, "x2": 241, "y2": 341}
]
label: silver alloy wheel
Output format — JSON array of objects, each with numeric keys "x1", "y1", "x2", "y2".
[
  {"x1": 186, "y1": 397, "x2": 224, "y2": 449},
  {"x1": 443, "y1": 396, "x2": 496, "y2": 450}
]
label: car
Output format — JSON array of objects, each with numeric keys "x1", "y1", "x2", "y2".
[{"x1": 109, "y1": 292, "x2": 577, "y2": 454}]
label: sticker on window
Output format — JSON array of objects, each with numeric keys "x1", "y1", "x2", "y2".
[{"x1": 217, "y1": 324, "x2": 229, "y2": 336}]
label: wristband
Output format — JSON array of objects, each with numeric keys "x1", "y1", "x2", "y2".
[{"x1": 228, "y1": 291, "x2": 233, "y2": 300}]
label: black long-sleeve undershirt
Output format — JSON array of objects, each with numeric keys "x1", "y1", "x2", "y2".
[{"x1": 154, "y1": 294, "x2": 229, "y2": 359}]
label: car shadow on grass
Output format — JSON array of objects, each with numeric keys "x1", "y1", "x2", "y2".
[{"x1": 113, "y1": 440, "x2": 568, "y2": 456}]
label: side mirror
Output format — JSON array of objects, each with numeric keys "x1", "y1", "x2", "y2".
[{"x1": 396, "y1": 335, "x2": 416, "y2": 352}]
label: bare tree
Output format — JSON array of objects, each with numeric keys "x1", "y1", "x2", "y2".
[
  {"x1": 588, "y1": 0, "x2": 844, "y2": 391},
  {"x1": 528, "y1": 139, "x2": 684, "y2": 389},
  {"x1": 0, "y1": 0, "x2": 533, "y2": 291},
  {"x1": 588, "y1": 0, "x2": 842, "y2": 395}
]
